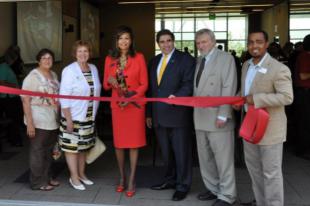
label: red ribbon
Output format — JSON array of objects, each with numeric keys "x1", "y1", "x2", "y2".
[
  {"x1": 0, "y1": 86, "x2": 245, "y2": 108},
  {"x1": 0, "y1": 85, "x2": 268, "y2": 144}
]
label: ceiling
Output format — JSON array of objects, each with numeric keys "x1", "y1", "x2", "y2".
[{"x1": 88, "y1": 0, "x2": 310, "y2": 14}]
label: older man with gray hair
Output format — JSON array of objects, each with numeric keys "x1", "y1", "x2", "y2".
[{"x1": 194, "y1": 29, "x2": 237, "y2": 206}]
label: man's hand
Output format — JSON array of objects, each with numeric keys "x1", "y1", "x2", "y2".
[
  {"x1": 216, "y1": 119, "x2": 226, "y2": 128},
  {"x1": 146, "y1": 117, "x2": 152, "y2": 128},
  {"x1": 168, "y1": 94, "x2": 176, "y2": 98},
  {"x1": 232, "y1": 105, "x2": 241, "y2": 111},
  {"x1": 246, "y1": 95, "x2": 254, "y2": 105}
]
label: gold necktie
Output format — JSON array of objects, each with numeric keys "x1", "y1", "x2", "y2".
[{"x1": 158, "y1": 55, "x2": 168, "y2": 85}]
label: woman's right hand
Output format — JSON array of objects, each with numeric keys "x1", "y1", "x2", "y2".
[
  {"x1": 27, "y1": 123, "x2": 35, "y2": 138},
  {"x1": 66, "y1": 120, "x2": 74, "y2": 133},
  {"x1": 108, "y1": 76, "x2": 118, "y2": 88}
]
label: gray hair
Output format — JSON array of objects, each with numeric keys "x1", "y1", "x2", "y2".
[{"x1": 195, "y1": 29, "x2": 216, "y2": 43}]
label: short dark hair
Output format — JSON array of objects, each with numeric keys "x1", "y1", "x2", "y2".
[
  {"x1": 303, "y1": 34, "x2": 310, "y2": 51},
  {"x1": 249, "y1": 30, "x2": 269, "y2": 42},
  {"x1": 109, "y1": 25, "x2": 136, "y2": 59},
  {"x1": 156, "y1": 29, "x2": 175, "y2": 43},
  {"x1": 36, "y1": 48, "x2": 55, "y2": 62}
]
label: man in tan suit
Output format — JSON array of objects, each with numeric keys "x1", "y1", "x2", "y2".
[
  {"x1": 194, "y1": 29, "x2": 237, "y2": 206},
  {"x1": 239, "y1": 30, "x2": 293, "y2": 206}
]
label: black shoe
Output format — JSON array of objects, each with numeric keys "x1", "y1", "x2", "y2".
[
  {"x1": 197, "y1": 191, "x2": 217, "y2": 201},
  {"x1": 172, "y1": 190, "x2": 187, "y2": 201},
  {"x1": 212, "y1": 199, "x2": 233, "y2": 206},
  {"x1": 150, "y1": 182, "x2": 175, "y2": 190},
  {"x1": 240, "y1": 200, "x2": 256, "y2": 206}
]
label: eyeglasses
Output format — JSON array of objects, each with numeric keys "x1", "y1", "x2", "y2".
[{"x1": 41, "y1": 57, "x2": 53, "y2": 61}]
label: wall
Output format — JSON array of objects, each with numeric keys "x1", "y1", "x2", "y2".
[
  {"x1": 261, "y1": 1, "x2": 289, "y2": 46},
  {"x1": 100, "y1": 3, "x2": 155, "y2": 62},
  {"x1": 0, "y1": 1, "x2": 79, "y2": 75},
  {"x1": 248, "y1": 13, "x2": 261, "y2": 33},
  {"x1": 0, "y1": 3, "x2": 15, "y2": 56},
  {"x1": 53, "y1": 0, "x2": 79, "y2": 75}
]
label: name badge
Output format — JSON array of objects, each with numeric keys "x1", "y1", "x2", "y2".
[{"x1": 258, "y1": 67, "x2": 267, "y2": 74}]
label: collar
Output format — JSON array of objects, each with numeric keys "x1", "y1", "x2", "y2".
[
  {"x1": 249, "y1": 52, "x2": 269, "y2": 67},
  {"x1": 201, "y1": 47, "x2": 215, "y2": 60},
  {"x1": 161, "y1": 48, "x2": 175, "y2": 58}
]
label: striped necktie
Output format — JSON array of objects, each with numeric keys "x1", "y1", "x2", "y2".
[{"x1": 158, "y1": 54, "x2": 168, "y2": 85}]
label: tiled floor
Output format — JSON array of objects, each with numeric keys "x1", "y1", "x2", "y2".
[{"x1": 0, "y1": 139, "x2": 310, "y2": 206}]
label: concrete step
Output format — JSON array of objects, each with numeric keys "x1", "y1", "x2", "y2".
[{"x1": 0, "y1": 199, "x2": 118, "y2": 206}]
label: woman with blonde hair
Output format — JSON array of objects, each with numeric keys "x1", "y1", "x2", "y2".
[{"x1": 59, "y1": 40, "x2": 101, "y2": 190}]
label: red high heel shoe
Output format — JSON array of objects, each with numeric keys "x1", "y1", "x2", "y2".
[
  {"x1": 116, "y1": 185, "x2": 125, "y2": 192},
  {"x1": 125, "y1": 189, "x2": 135, "y2": 197},
  {"x1": 125, "y1": 184, "x2": 136, "y2": 197}
]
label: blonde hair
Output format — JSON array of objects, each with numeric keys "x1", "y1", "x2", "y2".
[{"x1": 72, "y1": 40, "x2": 92, "y2": 59}]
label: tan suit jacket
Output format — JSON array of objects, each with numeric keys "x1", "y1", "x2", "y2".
[
  {"x1": 241, "y1": 53, "x2": 293, "y2": 145},
  {"x1": 194, "y1": 48, "x2": 237, "y2": 132}
]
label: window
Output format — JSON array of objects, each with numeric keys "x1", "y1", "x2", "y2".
[
  {"x1": 155, "y1": 13, "x2": 247, "y2": 57},
  {"x1": 290, "y1": 13, "x2": 310, "y2": 43},
  {"x1": 228, "y1": 17, "x2": 247, "y2": 56}
]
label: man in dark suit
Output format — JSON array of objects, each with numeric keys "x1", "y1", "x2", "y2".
[{"x1": 146, "y1": 29, "x2": 195, "y2": 201}]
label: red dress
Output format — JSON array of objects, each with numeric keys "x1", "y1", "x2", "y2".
[{"x1": 103, "y1": 53, "x2": 148, "y2": 148}]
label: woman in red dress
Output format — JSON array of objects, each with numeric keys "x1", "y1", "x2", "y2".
[{"x1": 103, "y1": 26, "x2": 148, "y2": 197}]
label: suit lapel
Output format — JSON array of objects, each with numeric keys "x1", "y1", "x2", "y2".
[
  {"x1": 249, "y1": 54, "x2": 271, "y2": 94},
  {"x1": 125, "y1": 55, "x2": 133, "y2": 70},
  {"x1": 152, "y1": 55, "x2": 161, "y2": 88},
  {"x1": 197, "y1": 49, "x2": 218, "y2": 96},
  {"x1": 194, "y1": 56, "x2": 202, "y2": 93},
  {"x1": 158, "y1": 50, "x2": 178, "y2": 87}
]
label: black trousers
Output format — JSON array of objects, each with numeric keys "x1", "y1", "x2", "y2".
[
  {"x1": 155, "y1": 126, "x2": 193, "y2": 192},
  {"x1": 294, "y1": 88, "x2": 310, "y2": 155},
  {"x1": 0, "y1": 97, "x2": 23, "y2": 145}
]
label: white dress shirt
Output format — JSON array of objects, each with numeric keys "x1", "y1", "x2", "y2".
[
  {"x1": 157, "y1": 48, "x2": 175, "y2": 77},
  {"x1": 244, "y1": 52, "x2": 269, "y2": 111}
]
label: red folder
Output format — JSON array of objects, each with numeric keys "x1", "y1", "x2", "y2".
[{"x1": 239, "y1": 105, "x2": 269, "y2": 144}]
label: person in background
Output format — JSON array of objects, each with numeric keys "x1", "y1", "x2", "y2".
[
  {"x1": 282, "y1": 42, "x2": 294, "y2": 64},
  {"x1": 294, "y1": 34, "x2": 310, "y2": 158},
  {"x1": 22, "y1": 48, "x2": 60, "y2": 191},
  {"x1": 59, "y1": 40, "x2": 101, "y2": 191},
  {"x1": 288, "y1": 41, "x2": 303, "y2": 82},
  {"x1": 268, "y1": 42, "x2": 285, "y2": 63},
  {"x1": 0, "y1": 46, "x2": 24, "y2": 146},
  {"x1": 184, "y1": 47, "x2": 190, "y2": 55},
  {"x1": 103, "y1": 26, "x2": 148, "y2": 197}
]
